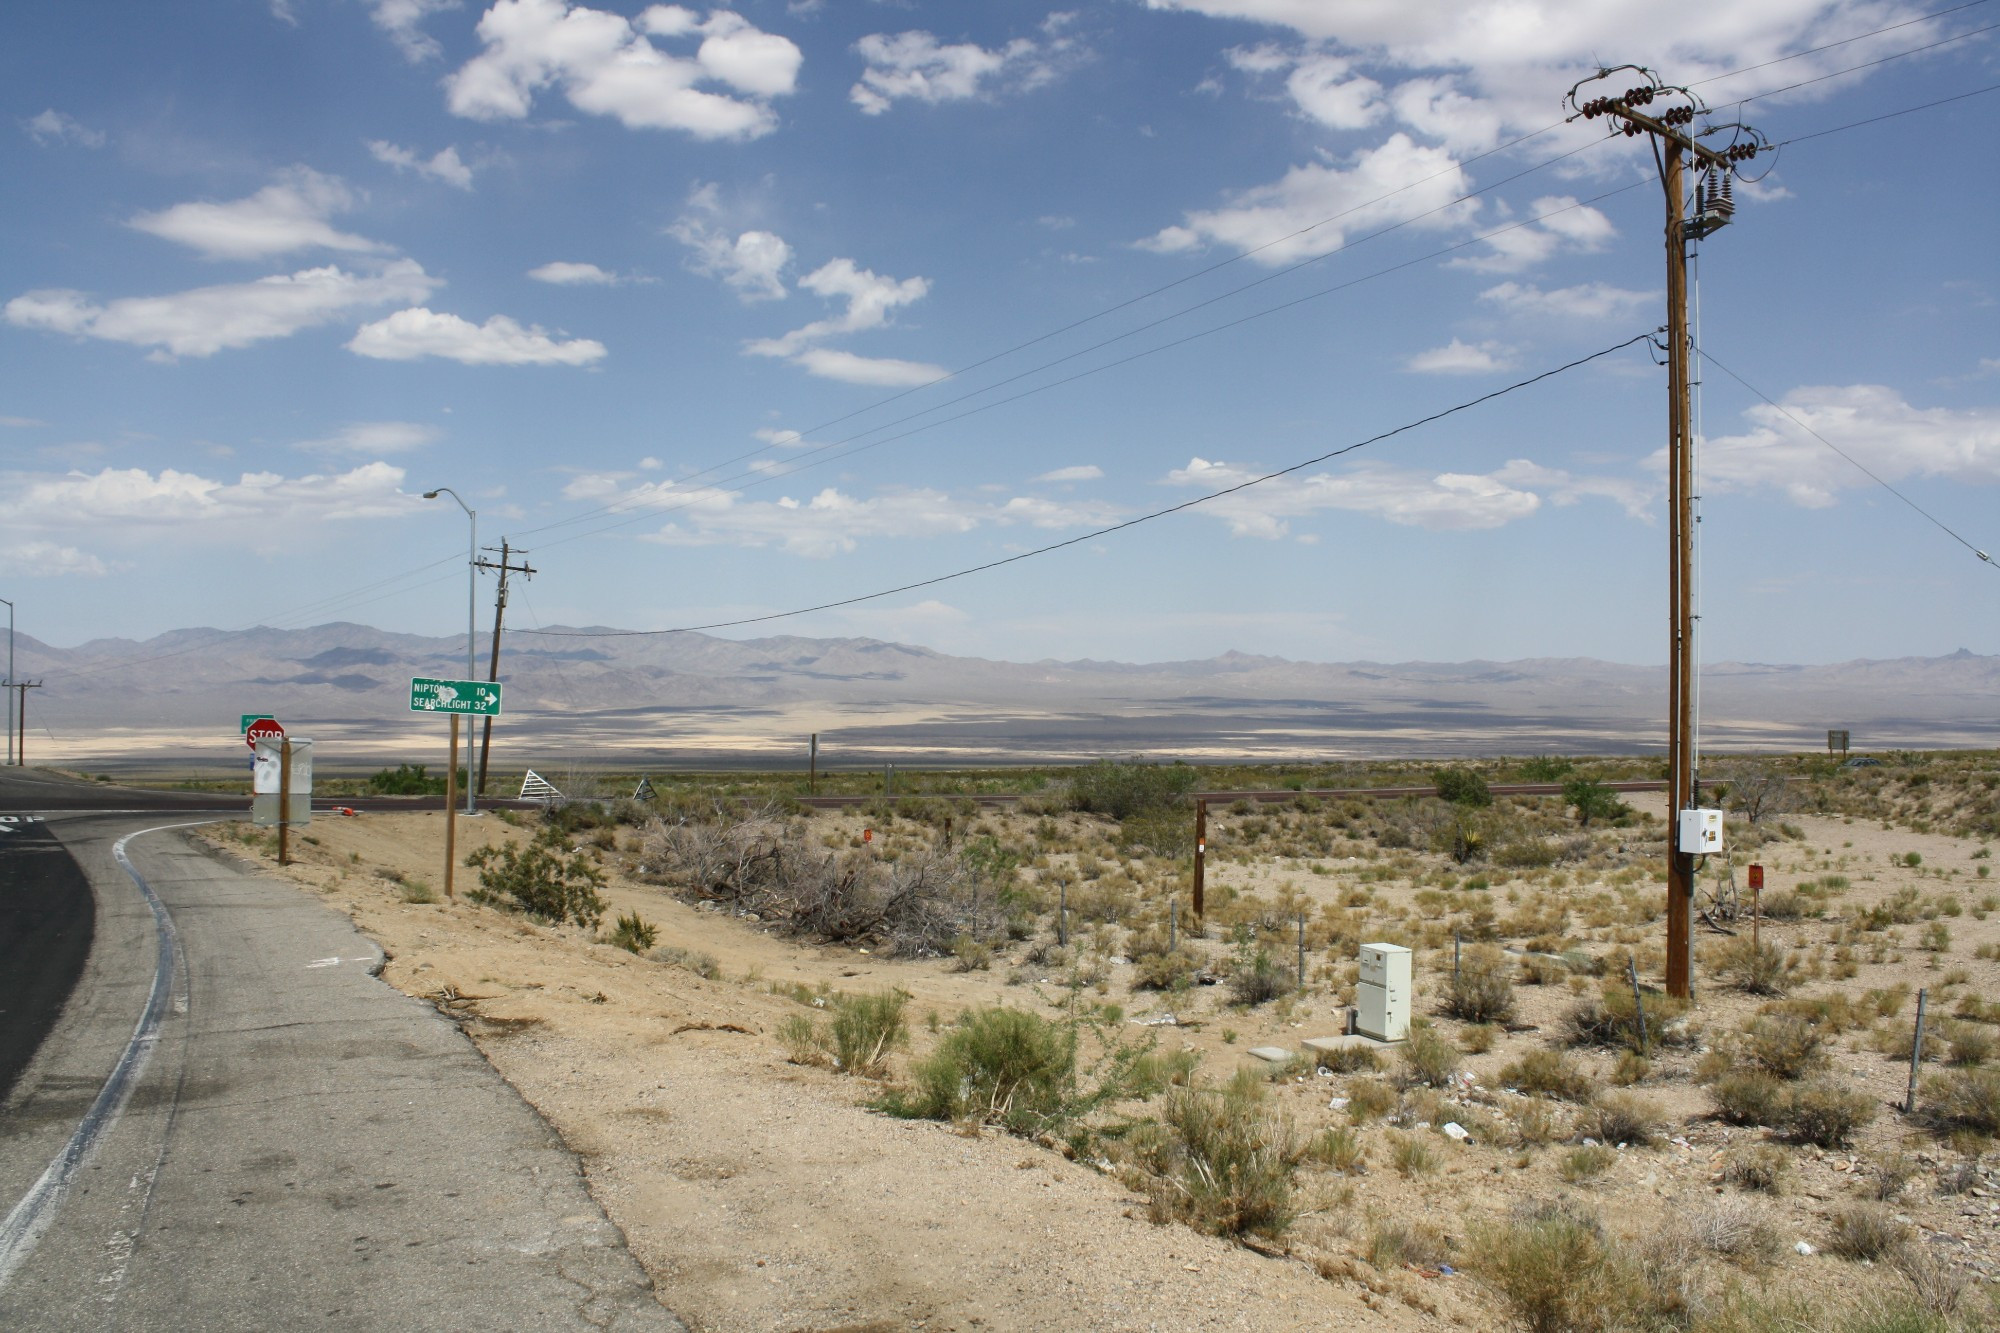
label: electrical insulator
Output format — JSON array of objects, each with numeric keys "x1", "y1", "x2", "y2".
[{"x1": 1720, "y1": 173, "x2": 1734, "y2": 210}]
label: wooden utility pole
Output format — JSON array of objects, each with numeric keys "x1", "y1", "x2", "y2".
[
  {"x1": 1192, "y1": 797, "x2": 1207, "y2": 924},
  {"x1": 1570, "y1": 70, "x2": 1762, "y2": 1000},
  {"x1": 278, "y1": 736, "x2": 292, "y2": 866},
  {"x1": 472, "y1": 541, "x2": 535, "y2": 797},
  {"x1": 809, "y1": 732, "x2": 818, "y2": 795},
  {"x1": 13, "y1": 681, "x2": 41, "y2": 766},
  {"x1": 444, "y1": 714, "x2": 459, "y2": 901}
]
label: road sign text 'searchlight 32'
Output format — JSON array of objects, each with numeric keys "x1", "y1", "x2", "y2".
[{"x1": 408, "y1": 677, "x2": 504, "y2": 717}]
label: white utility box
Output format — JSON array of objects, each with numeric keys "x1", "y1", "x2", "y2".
[
  {"x1": 1678, "y1": 807, "x2": 1724, "y2": 855},
  {"x1": 1356, "y1": 942, "x2": 1411, "y2": 1042}
]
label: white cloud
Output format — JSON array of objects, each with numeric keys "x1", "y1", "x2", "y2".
[
  {"x1": 24, "y1": 109, "x2": 105, "y2": 148},
  {"x1": 850, "y1": 20, "x2": 1078, "y2": 115},
  {"x1": 0, "y1": 541, "x2": 110, "y2": 577},
  {"x1": 1451, "y1": 196, "x2": 1614, "y2": 273},
  {"x1": 295, "y1": 421, "x2": 442, "y2": 454},
  {"x1": 1406, "y1": 338, "x2": 1516, "y2": 374},
  {"x1": 367, "y1": 140, "x2": 475, "y2": 189},
  {"x1": 370, "y1": 0, "x2": 460, "y2": 62},
  {"x1": 128, "y1": 167, "x2": 385, "y2": 260},
  {"x1": 1284, "y1": 54, "x2": 1386, "y2": 130},
  {"x1": 1166, "y1": 455, "x2": 1543, "y2": 534},
  {"x1": 1691, "y1": 385, "x2": 2000, "y2": 507},
  {"x1": 1139, "y1": 134, "x2": 1475, "y2": 265},
  {"x1": 445, "y1": 0, "x2": 801, "y2": 140},
  {"x1": 1480, "y1": 280, "x2": 1653, "y2": 321},
  {"x1": 347, "y1": 307, "x2": 606, "y2": 365},
  {"x1": 668, "y1": 190, "x2": 791, "y2": 301},
  {"x1": 0, "y1": 462, "x2": 420, "y2": 530},
  {"x1": 527, "y1": 260, "x2": 622, "y2": 285},
  {"x1": 0, "y1": 416, "x2": 47, "y2": 428},
  {"x1": 743, "y1": 257, "x2": 945, "y2": 384},
  {"x1": 1034, "y1": 464, "x2": 1103, "y2": 482},
  {"x1": 753, "y1": 427, "x2": 806, "y2": 447},
  {"x1": 1489, "y1": 459, "x2": 1653, "y2": 520},
  {"x1": 5, "y1": 260, "x2": 438, "y2": 360}
]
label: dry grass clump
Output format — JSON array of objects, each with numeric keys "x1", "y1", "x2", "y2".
[
  {"x1": 1722, "y1": 1144, "x2": 1791, "y2": 1194},
  {"x1": 1782, "y1": 1080, "x2": 1877, "y2": 1148},
  {"x1": 1559, "y1": 1144, "x2": 1614, "y2": 1183},
  {"x1": 1576, "y1": 1091, "x2": 1664, "y2": 1147},
  {"x1": 1499, "y1": 1048, "x2": 1596, "y2": 1102},
  {"x1": 1446, "y1": 944, "x2": 1516, "y2": 1023},
  {"x1": 1682, "y1": 1196, "x2": 1782, "y2": 1266},
  {"x1": 1367, "y1": 1216, "x2": 1451, "y2": 1269},
  {"x1": 1921, "y1": 1067, "x2": 2000, "y2": 1136},
  {"x1": 1712, "y1": 937, "x2": 1795, "y2": 995},
  {"x1": 1398, "y1": 1025, "x2": 1462, "y2": 1088},
  {"x1": 1562, "y1": 982, "x2": 1692, "y2": 1053},
  {"x1": 1468, "y1": 1201, "x2": 1682, "y2": 1333},
  {"x1": 1824, "y1": 1202, "x2": 1909, "y2": 1262},
  {"x1": 1741, "y1": 1013, "x2": 1828, "y2": 1080},
  {"x1": 1131, "y1": 1072, "x2": 1306, "y2": 1240},
  {"x1": 1314, "y1": 1043, "x2": 1382, "y2": 1075},
  {"x1": 1345, "y1": 1078, "x2": 1398, "y2": 1122},
  {"x1": 1712, "y1": 1072, "x2": 1789, "y2": 1127},
  {"x1": 1943, "y1": 1020, "x2": 1995, "y2": 1067}
]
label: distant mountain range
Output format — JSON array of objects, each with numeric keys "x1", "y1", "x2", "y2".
[{"x1": 10, "y1": 622, "x2": 1995, "y2": 771}]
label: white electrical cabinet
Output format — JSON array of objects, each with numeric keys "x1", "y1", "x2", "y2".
[
  {"x1": 1678, "y1": 807, "x2": 1724, "y2": 854},
  {"x1": 1356, "y1": 942, "x2": 1411, "y2": 1042}
]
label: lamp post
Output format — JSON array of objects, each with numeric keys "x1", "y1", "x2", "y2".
[
  {"x1": 423, "y1": 488, "x2": 478, "y2": 815},
  {"x1": 0, "y1": 596, "x2": 12, "y2": 767}
]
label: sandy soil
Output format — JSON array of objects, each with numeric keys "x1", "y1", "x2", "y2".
[{"x1": 192, "y1": 792, "x2": 2000, "y2": 1331}]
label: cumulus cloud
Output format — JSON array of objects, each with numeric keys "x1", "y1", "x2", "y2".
[
  {"x1": 753, "y1": 427, "x2": 805, "y2": 447},
  {"x1": 850, "y1": 14, "x2": 1083, "y2": 115},
  {"x1": 527, "y1": 260, "x2": 623, "y2": 285},
  {"x1": 0, "y1": 462, "x2": 421, "y2": 530},
  {"x1": 667, "y1": 187, "x2": 792, "y2": 300},
  {"x1": 1406, "y1": 338, "x2": 1516, "y2": 374},
  {"x1": 1166, "y1": 455, "x2": 1542, "y2": 534},
  {"x1": 295, "y1": 421, "x2": 442, "y2": 454},
  {"x1": 744, "y1": 257, "x2": 946, "y2": 385},
  {"x1": 1480, "y1": 280, "x2": 1653, "y2": 321},
  {"x1": 1034, "y1": 464, "x2": 1103, "y2": 482},
  {"x1": 128, "y1": 167, "x2": 385, "y2": 261},
  {"x1": 1450, "y1": 196, "x2": 1615, "y2": 273},
  {"x1": 24, "y1": 109, "x2": 105, "y2": 148},
  {"x1": 370, "y1": 0, "x2": 461, "y2": 62},
  {"x1": 0, "y1": 540, "x2": 110, "y2": 577},
  {"x1": 1691, "y1": 385, "x2": 2000, "y2": 507},
  {"x1": 347, "y1": 307, "x2": 606, "y2": 365},
  {"x1": 445, "y1": 0, "x2": 802, "y2": 140},
  {"x1": 5, "y1": 260, "x2": 438, "y2": 360},
  {"x1": 367, "y1": 140, "x2": 475, "y2": 189},
  {"x1": 1139, "y1": 134, "x2": 1475, "y2": 265}
]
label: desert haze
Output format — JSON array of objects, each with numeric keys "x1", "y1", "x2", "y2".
[{"x1": 10, "y1": 623, "x2": 1992, "y2": 769}]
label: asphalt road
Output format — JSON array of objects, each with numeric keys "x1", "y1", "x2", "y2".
[
  {"x1": 0, "y1": 819, "x2": 93, "y2": 1107},
  {"x1": 0, "y1": 773, "x2": 682, "y2": 1330}
]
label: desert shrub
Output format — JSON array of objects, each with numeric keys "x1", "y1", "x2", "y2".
[
  {"x1": 640, "y1": 806, "x2": 1012, "y2": 957},
  {"x1": 829, "y1": 989, "x2": 909, "y2": 1076},
  {"x1": 1500, "y1": 1048, "x2": 1595, "y2": 1102},
  {"x1": 1227, "y1": 948, "x2": 1292, "y2": 1006},
  {"x1": 1757, "y1": 890, "x2": 1818, "y2": 921},
  {"x1": 778, "y1": 1014, "x2": 823, "y2": 1065},
  {"x1": 1345, "y1": 1078, "x2": 1397, "y2": 1122},
  {"x1": 1714, "y1": 937, "x2": 1793, "y2": 995},
  {"x1": 1399, "y1": 1025, "x2": 1462, "y2": 1088},
  {"x1": 1783, "y1": 1080, "x2": 1876, "y2": 1148},
  {"x1": 466, "y1": 826, "x2": 607, "y2": 926},
  {"x1": 397, "y1": 877, "x2": 436, "y2": 904},
  {"x1": 891, "y1": 1005, "x2": 1162, "y2": 1137},
  {"x1": 1578, "y1": 1091, "x2": 1663, "y2": 1147},
  {"x1": 1713, "y1": 1072, "x2": 1789, "y2": 1127},
  {"x1": 1470, "y1": 1202, "x2": 1659, "y2": 1333},
  {"x1": 1563, "y1": 982, "x2": 1689, "y2": 1054},
  {"x1": 1560, "y1": 1144, "x2": 1614, "y2": 1183},
  {"x1": 1314, "y1": 1043, "x2": 1382, "y2": 1075},
  {"x1": 1945, "y1": 1021, "x2": 1994, "y2": 1067},
  {"x1": 1137, "y1": 1072, "x2": 1304, "y2": 1239},
  {"x1": 1563, "y1": 777, "x2": 1630, "y2": 827},
  {"x1": 1321, "y1": 1126, "x2": 1365, "y2": 1173},
  {"x1": 1369, "y1": 1216, "x2": 1451, "y2": 1268},
  {"x1": 1611, "y1": 1051, "x2": 1650, "y2": 1086},
  {"x1": 607, "y1": 911, "x2": 658, "y2": 954},
  {"x1": 368, "y1": 762, "x2": 450, "y2": 795},
  {"x1": 1519, "y1": 756, "x2": 1575, "y2": 782},
  {"x1": 1066, "y1": 760, "x2": 1198, "y2": 821},
  {"x1": 1447, "y1": 944, "x2": 1516, "y2": 1023},
  {"x1": 1495, "y1": 837, "x2": 1560, "y2": 869},
  {"x1": 1826, "y1": 1203, "x2": 1908, "y2": 1262},
  {"x1": 1722, "y1": 1144, "x2": 1791, "y2": 1194},
  {"x1": 650, "y1": 944, "x2": 720, "y2": 978},
  {"x1": 1742, "y1": 1013, "x2": 1826, "y2": 1080},
  {"x1": 1390, "y1": 1132, "x2": 1439, "y2": 1177},
  {"x1": 1131, "y1": 947, "x2": 1201, "y2": 991},
  {"x1": 1433, "y1": 766, "x2": 1492, "y2": 808},
  {"x1": 1683, "y1": 1196, "x2": 1781, "y2": 1264},
  {"x1": 1921, "y1": 1068, "x2": 2000, "y2": 1136},
  {"x1": 1511, "y1": 1098, "x2": 1565, "y2": 1147},
  {"x1": 1461, "y1": 1023, "x2": 1500, "y2": 1054}
]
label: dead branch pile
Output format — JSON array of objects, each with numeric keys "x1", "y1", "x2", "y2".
[{"x1": 636, "y1": 804, "x2": 1000, "y2": 958}]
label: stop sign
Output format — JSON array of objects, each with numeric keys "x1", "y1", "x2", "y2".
[{"x1": 245, "y1": 718, "x2": 285, "y2": 749}]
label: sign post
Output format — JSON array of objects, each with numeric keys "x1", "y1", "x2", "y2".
[{"x1": 409, "y1": 678, "x2": 503, "y2": 901}]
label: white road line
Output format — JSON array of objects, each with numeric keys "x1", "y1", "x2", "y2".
[{"x1": 0, "y1": 820, "x2": 210, "y2": 1290}]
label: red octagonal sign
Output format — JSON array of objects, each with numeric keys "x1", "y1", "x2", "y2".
[{"x1": 245, "y1": 718, "x2": 285, "y2": 749}]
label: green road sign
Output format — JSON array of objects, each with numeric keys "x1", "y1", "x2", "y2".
[
  {"x1": 241, "y1": 713, "x2": 275, "y2": 733},
  {"x1": 408, "y1": 677, "x2": 503, "y2": 716}
]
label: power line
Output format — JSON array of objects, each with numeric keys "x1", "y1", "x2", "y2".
[
  {"x1": 517, "y1": 332, "x2": 1654, "y2": 639},
  {"x1": 1773, "y1": 79, "x2": 2000, "y2": 144},
  {"x1": 1697, "y1": 347, "x2": 1995, "y2": 569},
  {"x1": 1690, "y1": 0, "x2": 1993, "y2": 88},
  {"x1": 1713, "y1": 18, "x2": 2000, "y2": 111}
]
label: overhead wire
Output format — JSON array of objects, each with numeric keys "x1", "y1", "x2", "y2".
[{"x1": 517, "y1": 332, "x2": 1656, "y2": 638}]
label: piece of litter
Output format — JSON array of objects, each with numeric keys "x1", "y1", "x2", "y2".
[
  {"x1": 1329, "y1": 1097, "x2": 1350, "y2": 1110},
  {"x1": 1795, "y1": 1241, "x2": 1815, "y2": 1256},
  {"x1": 1438, "y1": 1264, "x2": 1455, "y2": 1276},
  {"x1": 1132, "y1": 1013, "x2": 1179, "y2": 1027},
  {"x1": 1442, "y1": 1122, "x2": 1470, "y2": 1142}
]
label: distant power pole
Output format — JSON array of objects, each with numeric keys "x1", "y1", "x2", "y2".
[
  {"x1": 472, "y1": 541, "x2": 535, "y2": 796},
  {"x1": 1566, "y1": 68, "x2": 1766, "y2": 1001},
  {"x1": 14, "y1": 680, "x2": 42, "y2": 766}
]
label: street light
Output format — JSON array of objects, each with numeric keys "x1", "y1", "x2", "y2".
[
  {"x1": 0, "y1": 596, "x2": 12, "y2": 767},
  {"x1": 423, "y1": 488, "x2": 478, "y2": 815}
]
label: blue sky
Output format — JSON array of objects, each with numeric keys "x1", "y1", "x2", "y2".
[{"x1": 2, "y1": 0, "x2": 1995, "y2": 667}]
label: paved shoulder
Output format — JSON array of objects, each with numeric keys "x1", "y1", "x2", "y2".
[{"x1": 0, "y1": 819, "x2": 684, "y2": 1332}]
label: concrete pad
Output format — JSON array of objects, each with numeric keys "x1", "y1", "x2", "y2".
[
  {"x1": 1246, "y1": 1046, "x2": 1294, "y2": 1064},
  {"x1": 1303, "y1": 1034, "x2": 1402, "y2": 1057}
]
